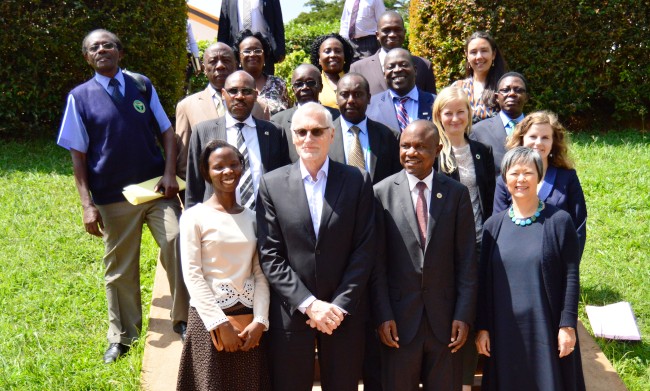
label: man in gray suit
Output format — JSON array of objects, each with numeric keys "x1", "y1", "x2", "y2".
[
  {"x1": 329, "y1": 72, "x2": 401, "y2": 184},
  {"x1": 366, "y1": 48, "x2": 436, "y2": 133},
  {"x1": 372, "y1": 120, "x2": 477, "y2": 390},
  {"x1": 470, "y1": 71, "x2": 529, "y2": 175},
  {"x1": 271, "y1": 64, "x2": 339, "y2": 162},
  {"x1": 185, "y1": 71, "x2": 290, "y2": 208},
  {"x1": 350, "y1": 11, "x2": 436, "y2": 95}
]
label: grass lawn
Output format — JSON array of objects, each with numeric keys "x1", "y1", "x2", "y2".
[{"x1": 0, "y1": 131, "x2": 648, "y2": 390}]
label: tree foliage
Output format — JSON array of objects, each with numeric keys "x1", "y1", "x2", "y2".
[
  {"x1": 409, "y1": 0, "x2": 649, "y2": 128},
  {"x1": 0, "y1": 0, "x2": 188, "y2": 139}
]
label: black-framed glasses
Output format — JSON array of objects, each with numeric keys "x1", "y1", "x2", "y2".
[
  {"x1": 87, "y1": 42, "x2": 117, "y2": 53},
  {"x1": 242, "y1": 49, "x2": 264, "y2": 56},
  {"x1": 498, "y1": 87, "x2": 527, "y2": 95},
  {"x1": 224, "y1": 88, "x2": 256, "y2": 97},
  {"x1": 293, "y1": 127, "x2": 329, "y2": 139},
  {"x1": 292, "y1": 80, "x2": 318, "y2": 89}
]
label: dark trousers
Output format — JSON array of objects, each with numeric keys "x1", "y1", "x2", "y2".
[
  {"x1": 351, "y1": 35, "x2": 379, "y2": 62},
  {"x1": 381, "y1": 314, "x2": 462, "y2": 391},
  {"x1": 268, "y1": 317, "x2": 364, "y2": 391}
]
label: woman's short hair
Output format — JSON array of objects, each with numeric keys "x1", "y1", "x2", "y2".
[
  {"x1": 464, "y1": 31, "x2": 507, "y2": 105},
  {"x1": 198, "y1": 139, "x2": 246, "y2": 183},
  {"x1": 506, "y1": 110, "x2": 574, "y2": 170},
  {"x1": 233, "y1": 29, "x2": 273, "y2": 70},
  {"x1": 501, "y1": 146, "x2": 544, "y2": 183},
  {"x1": 309, "y1": 33, "x2": 354, "y2": 73},
  {"x1": 432, "y1": 86, "x2": 473, "y2": 174}
]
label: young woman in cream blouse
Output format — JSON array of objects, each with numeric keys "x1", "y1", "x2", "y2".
[{"x1": 177, "y1": 139, "x2": 270, "y2": 391}]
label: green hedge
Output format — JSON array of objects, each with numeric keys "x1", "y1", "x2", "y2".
[
  {"x1": 409, "y1": 0, "x2": 650, "y2": 128},
  {"x1": 0, "y1": 1, "x2": 188, "y2": 139}
]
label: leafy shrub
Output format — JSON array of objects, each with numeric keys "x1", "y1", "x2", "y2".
[
  {"x1": 0, "y1": 1, "x2": 188, "y2": 139},
  {"x1": 409, "y1": 0, "x2": 650, "y2": 128}
]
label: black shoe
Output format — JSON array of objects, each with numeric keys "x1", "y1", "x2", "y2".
[
  {"x1": 103, "y1": 343, "x2": 129, "y2": 364},
  {"x1": 174, "y1": 321, "x2": 187, "y2": 343}
]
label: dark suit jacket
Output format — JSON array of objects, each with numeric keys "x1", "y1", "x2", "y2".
[
  {"x1": 366, "y1": 88, "x2": 436, "y2": 133},
  {"x1": 372, "y1": 170, "x2": 477, "y2": 345},
  {"x1": 218, "y1": 0, "x2": 285, "y2": 62},
  {"x1": 328, "y1": 117, "x2": 401, "y2": 184},
  {"x1": 470, "y1": 116, "x2": 507, "y2": 175},
  {"x1": 270, "y1": 105, "x2": 340, "y2": 162},
  {"x1": 493, "y1": 165, "x2": 587, "y2": 256},
  {"x1": 185, "y1": 116, "x2": 290, "y2": 208},
  {"x1": 349, "y1": 51, "x2": 436, "y2": 96},
  {"x1": 256, "y1": 160, "x2": 375, "y2": 331},
  {"x1": 435, "y1": 137, "x2": 496, "y2": 223}
]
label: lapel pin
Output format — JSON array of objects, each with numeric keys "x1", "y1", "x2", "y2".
[
  {"x1": 436, "y1": 193, "x2": 442, "y2": 199},
  {"x1": 264, "y1": 131, "x2": 269, "y2": 135},
  {"x1": 476, "y1": 154, "x2": 481, "y2": 159}
]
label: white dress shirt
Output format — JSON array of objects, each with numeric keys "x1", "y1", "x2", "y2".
[
  {"x1": 339, "y1": 0, "x2": 386, "y2": 39},
  {"x1": 341, "y1": 117, "x2": 371, "y2": 170},
  {"x1": 225, "y1": 113, "x2": 263, "y2": 202},
  {"x1": 57, "y1": 68, "x2": 171, "y2": 152},
  {"x1": 405, "y1": 169, "x2": 433, "y2": 216}
]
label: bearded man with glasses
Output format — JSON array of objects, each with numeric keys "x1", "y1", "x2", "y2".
[
  {"x1": 185, "y1": 70, "x2": 290, "y2": 209},
  {"x1": 257, "y1": 102, "x2": 375, "y2": 391}
]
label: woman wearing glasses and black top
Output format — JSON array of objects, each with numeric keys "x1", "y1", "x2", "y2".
[{"x1": 234, "y1": 30, "x2": 290, "y2": 118}]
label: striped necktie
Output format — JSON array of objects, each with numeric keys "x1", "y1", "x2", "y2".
[
  {"x1": 347, "y1": 125, "x2": 365, "y2": 169},
  {"x1": 395, "y1": 96, "x2": 410, "y2": 132},
  {"x1": 348, "y1": 0, "x2": 361, "y2": 39},
  {"x1": 235, "y1": 122, "x2": 255, "y2": 210},
  {"x1": 242, "y1": 0, "x2": 252, "y2": 30}
]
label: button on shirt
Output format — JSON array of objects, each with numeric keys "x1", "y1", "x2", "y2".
[
  {"x1": 405, "y1": 169, "x2": 433, "y2": 219},
  {"x1": 341, "y1": 117, "x2": 370, "y2": 170},
  {"x1": 339, "y1": 0, "x2": 386, "y2": 39},
  {"x1": 225, "y1": 113, "x2": 263, "y2": 203},
  {"x1": 389, "y1": 86, "x2": 419, "y2": 125},
  {"x1": 56, "y1": 68, "x2": 172, "y2": 152}
]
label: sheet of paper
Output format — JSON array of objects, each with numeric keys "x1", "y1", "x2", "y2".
[
  {"x1": 585, "y1": 301, "x2": 641, "y2": 341},
  {"x1": 122, "y1": 176, "x2": 186, "y2": 205}
]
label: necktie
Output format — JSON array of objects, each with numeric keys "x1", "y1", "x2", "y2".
[
  {"x1": 109, "y1": 78, "x2": 123, "y2": 103},
  {"x1": 505, "y1": 119, "x2": 518, "y2": 136},
  {"x1": 415, "y1": 182, "x2": 427, "y2": 251},
  {"x1": 395, "y1": 96, "x2": 410, "y2": 133},
  {"x1": 348, "y1": 0, "x2": 361, "y2": 39},
  {"x1": 242, "y1": 0, "x2": 252, "y2": 30},
  {"x1": 415, "y1": 181, "x2": 428, "y2": 251},
  {"x1": 347, "y1": 126, "x2": 365, "y2": 169},
  {"x1": 235, "y1": 123, "x2": 255, "y2": 210}
]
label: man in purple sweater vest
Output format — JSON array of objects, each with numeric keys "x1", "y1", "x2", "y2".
[{"x1": 57, "y1": 29, "x2": 189, "y2": 363}]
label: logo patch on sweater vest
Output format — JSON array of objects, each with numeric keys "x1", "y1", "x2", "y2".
[{"x1": 133, "y1": 100, "x2": 146, "y2": 113}]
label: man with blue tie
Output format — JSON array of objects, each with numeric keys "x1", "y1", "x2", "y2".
[
  {"x1": 366, "y1": 48, "x2": 436, "y2": 134},
  {"x1": 471, "y1": 72, "x2": 529, "y2": 175},
  {"x1": 56, "y1": 29, "x2": 189, "y2": 363}
]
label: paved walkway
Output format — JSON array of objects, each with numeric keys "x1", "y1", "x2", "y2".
[{"x1": 142, "y1": 262, "x2": 628, "y2": 391}]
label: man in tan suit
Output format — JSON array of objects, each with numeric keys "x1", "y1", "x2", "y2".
[{"x1": 175, "y1": 42, "x2": 237, "y2": 179}]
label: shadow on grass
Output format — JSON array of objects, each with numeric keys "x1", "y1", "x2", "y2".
[
  {"x1": 582, "y1": 285, "x2": 624, "y2": 306},
  {"x1": 0, "y1": 138, "x2": 72, "y2": 175}
]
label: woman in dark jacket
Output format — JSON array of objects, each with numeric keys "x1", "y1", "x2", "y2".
[
  {"x1": 432, "y1": 86, "x2": 495, "y2": 390},
  {"x1": 476, "y1": 147, "x2": 585, "y2": 391},
  {"x1": 493, "y1": 110, "x2": 587, "y2": 256}
]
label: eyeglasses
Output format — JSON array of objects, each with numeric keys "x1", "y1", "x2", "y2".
[
  {"x1": 242, "y1": 49, "x2": 264, "y2": 56},
  {"x1": 224, "y1": 88, "x2": 256, "y2": 97},
  {"x1": 498, "y1": 87, "x2": 527, "y2": 95},
  {"x1": 293, "y1": 127, "x2": 329, "y2": 139},
  {"x1": 87, "y1": 42, "x2": 117, "y2": 53},
  {"x1": 292, "y1": 80, "x2": 318, "y2": 89}
]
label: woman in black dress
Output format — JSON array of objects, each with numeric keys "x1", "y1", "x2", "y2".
[{"x1": 476, "y1": 147, "x2": 585, "y2": 391}]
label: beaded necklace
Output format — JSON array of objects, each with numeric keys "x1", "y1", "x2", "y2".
[{"x1": 509, "y1": 200, "x2": 544, "y2": 227}]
